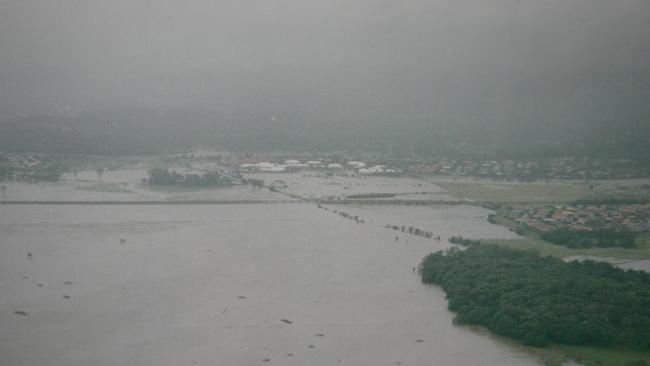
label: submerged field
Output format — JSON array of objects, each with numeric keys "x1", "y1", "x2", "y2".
[
  {"x1": 0, "y1": 169, "x2": 292, "y2": 202},
  {"x1": 0, "y1": 203, "x2": 541, "y2": 366},
  {"x1": 435, "y1": 181, "x2": 596, "y2": 203},
  {"x1": 245, "y1": 172, "x2": 456, "y2": 202}
]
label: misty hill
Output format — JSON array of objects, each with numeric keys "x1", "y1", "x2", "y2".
[
  {"x1": 1, "y1": 1, "x2": 648, "y2": 158},
  {"x1": 1, "y1": 109, "x2": 649, "y2": 158}
]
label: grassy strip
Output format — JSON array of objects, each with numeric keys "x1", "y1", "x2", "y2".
[
  {"x1": 484, "y1": 238, "x2": 650, "y2": 260},
  {"x1": 76, "y1": 183, "x2": 133, "y2": 194},
  {"x1": 438, "y1": 181, "x2": 594, "y2": 203},
  {"x1": 144, "y1": 184, "x2": 236, "y2": 193},
  {"x1": 488, "y1": 211, "x2": 541, "y2": 238},
  {"x1": 345, "y1": 193, "x2": 397, "y2": 199}
]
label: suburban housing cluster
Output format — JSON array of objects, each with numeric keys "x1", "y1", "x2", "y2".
[
  {"x1": 0, "y1": 153, "x2": 63, "y2": 182},
  {"x1": 506, "y1": 204, "x2": 650, "y2": 233},
  {"x1": 408, "y1": 157, "x2": 650, "y2": 180},
  {"x1": 164, "y1": 152, "x2": 649, "y2": 181},
  {"x1": 237, "y1": 159, "x2": 401, "y2": 175}
]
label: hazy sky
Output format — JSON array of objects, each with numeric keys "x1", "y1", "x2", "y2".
[{"x1": 1, "y1": 0, "x2": 649, "y2": 143}]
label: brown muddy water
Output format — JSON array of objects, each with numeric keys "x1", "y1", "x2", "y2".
[{"x1": 0, "y1": 203, "x2": 542, "y2": 365}]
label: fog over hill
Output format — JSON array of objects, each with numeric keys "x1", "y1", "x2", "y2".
[{"x1": 1, "y1": 0, "x2": 649, "y2": 155}]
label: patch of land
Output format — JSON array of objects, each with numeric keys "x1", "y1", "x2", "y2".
[
  {"x1": 436, "y1": 181, "x2": 595, "y2": 203},
  {"x1": 496, "y1": 203, "x2": 650, "y2": 235},
  {"x1": 484, "y1": 238, "x2": 650, "y2": 261},
  {"x1": 433, "y1": 178, "x2": 650, "y2": 204},
  {"x1": 483, "y1": 204, "x2": 650, "y2": 261},
  {"x1": 244, "y1": 172, "x2": 455, "y2": 201},
  {"x1": 76, "y1": 183, "x2": 134, "y2": 194}
]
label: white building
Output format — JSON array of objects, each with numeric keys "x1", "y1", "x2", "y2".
[
  {"x1": 286, "y1": 163, "x2": 309, "y2": 171},
  {"x1": 255, "y1": 162, "x2": 286, "y2": 172},
  {"x1": 238, "y1": 163, "x2": 257, "y2": 172},
  {"x1": 347, "y1": 161, "x2": 366, "y2": 169},
  {"x1": 358, "y1": 165, "x2": 400, "y2": 175}
]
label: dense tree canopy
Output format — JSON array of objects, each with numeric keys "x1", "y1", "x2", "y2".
[
  {"x1": 147, "y1": 168, "x2": 233, "y2": 187},
  {"x1": 420, "y1": 245, "x2": 650, "y2": 349}
]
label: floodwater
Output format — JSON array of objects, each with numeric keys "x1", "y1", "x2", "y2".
[
  {"x1": 0, "y1": 169, "x2": 291, "y2": 202},
  {"x1": 327, "y1": 204, "x2": 521, "y2": 242},
  {"x1": 245, "y1": 172, "x2": 456, "y2": 201},
  {"x1": 0, "y1": 203, "x2": 541, "y2": 365}
]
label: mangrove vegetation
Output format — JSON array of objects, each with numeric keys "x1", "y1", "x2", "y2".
[{"x1": 420, "y1": 245, "x2": 650, "y2": 350}]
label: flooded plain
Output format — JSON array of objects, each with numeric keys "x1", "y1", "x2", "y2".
[
  {"x1": 244, "y1": 172, "x2": 457, "y2": 201},
  {"x1": 0, "y1": 203, "x2": 542, "y2": 366},
  {"x1": 0, "y1": 169, "x2": 291, "y2": 202}
]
